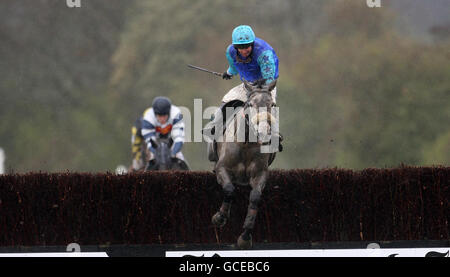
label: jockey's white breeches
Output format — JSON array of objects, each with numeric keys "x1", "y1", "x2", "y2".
[{"x1": 222, "y1": 83, "x2": 277, "y2": 104}]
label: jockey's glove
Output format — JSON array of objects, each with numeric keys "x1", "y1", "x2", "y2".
[{"x1": 222, "y1": 71, "x2": 233, "y2": 80}]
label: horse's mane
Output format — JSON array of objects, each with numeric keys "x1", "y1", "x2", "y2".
[{"x1": 253, "y1": 79, "x2": 266, "y2": 89}]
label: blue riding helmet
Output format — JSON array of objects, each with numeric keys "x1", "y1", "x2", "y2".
[{"x1": 232, "y1": 25, "x2": 255, "y2": 45}]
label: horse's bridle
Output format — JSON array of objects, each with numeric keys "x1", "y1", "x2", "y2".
[{"x1": 242, "y1": 86, "x2": 276, "y2": 145}]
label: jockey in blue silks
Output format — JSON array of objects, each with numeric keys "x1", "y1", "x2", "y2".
[
  {"x1": 222, "y1": 25, "x2": 279, "y2": 87},
  {"x1": 204, "y1": 25, "x2": 281, "y2": 162}
]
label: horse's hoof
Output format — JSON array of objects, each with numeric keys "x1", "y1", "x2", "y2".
[
  {"x1": 237, "y1": 234, "x2": 252, "y2": 249},
  {"x1": 211, "y1": 212, "x2": 227, "y2": 228}
]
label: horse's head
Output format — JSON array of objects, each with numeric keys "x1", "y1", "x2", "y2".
[
  {"x1": 150, "y1": 136, "x2": 173, "y2": 170},
  {"x1": 243, "y1": 79, "x2": 277, "y2": 145}
]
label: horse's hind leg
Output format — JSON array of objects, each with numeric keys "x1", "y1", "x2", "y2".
[{"x1": 212, "y1": 167, "x2": 235, "y2": 228}]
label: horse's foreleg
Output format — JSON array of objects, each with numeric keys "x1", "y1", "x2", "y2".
[
  {"x1": 237, "y1": 188, "x2": 261, "y2": 249},
  {"x1": 212, "y1": 166, "x2": 235, "y2": 228},
  {"x1": 238, "y1": 171, "x2": 267, "y2": 249},
  {"x1": 243, "y1": 188, "x2": 262, "y2": 231},
  {"x1": 217, "y1": 182, "x2": 234, "y2": 221}
]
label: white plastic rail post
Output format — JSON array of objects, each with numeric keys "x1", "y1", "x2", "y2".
[{"x1": 0, "y1": 148, "x2": 4, "y2": 174}]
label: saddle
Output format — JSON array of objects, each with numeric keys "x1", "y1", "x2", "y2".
[{"x1": 207, "y1": 101, "x2": 244, "y2": 162}]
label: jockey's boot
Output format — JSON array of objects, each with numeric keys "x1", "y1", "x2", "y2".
[
  {"x1": 269, "y1": 132, "x2": 283, "y2": 152},
  {"x1": 278, "y1": 133, "x2": 283, "y2": 152}
]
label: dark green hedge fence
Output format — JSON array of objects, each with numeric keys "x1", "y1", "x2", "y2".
[{"x1": 0, "y1": 167, "x2": 448, "y2": 246}]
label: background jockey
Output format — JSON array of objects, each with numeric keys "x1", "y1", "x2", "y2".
[
  {"x1": 204, "y1": 25, "x2": 281, "y2": 161},
  {"x1": 141, "y1": 96, "x2": 186, "y2": 163}
]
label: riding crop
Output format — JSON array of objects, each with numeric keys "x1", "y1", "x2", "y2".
[{"x1": 187, "y1": 64, "x2": 223, "y2": 78}]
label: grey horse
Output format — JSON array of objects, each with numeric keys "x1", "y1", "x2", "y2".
[{"x1": 210, "y1": 79, "x2": 279, "y2": 249}]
